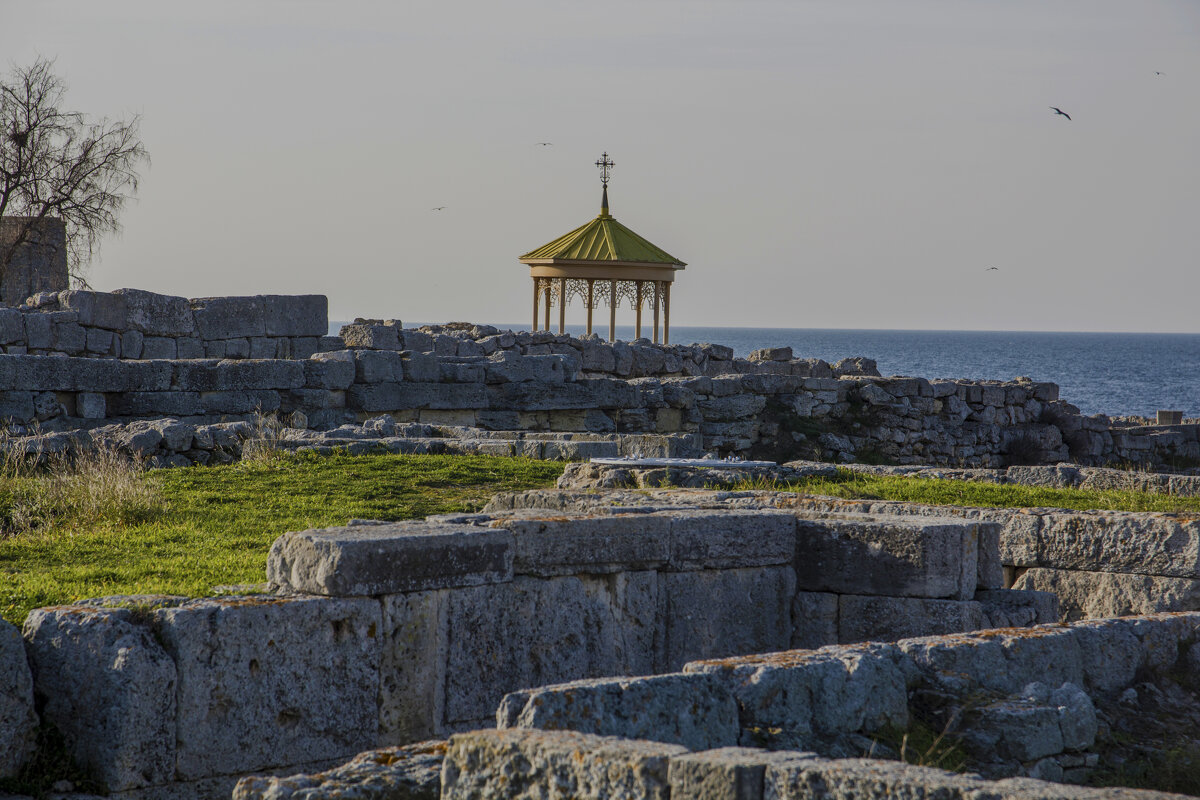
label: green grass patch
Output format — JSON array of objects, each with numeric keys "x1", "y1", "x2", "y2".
[
  {"x1": 0, "y1": 452, "x2": 562, "y2": 625},
  {"x1": 737, "y1": 469, "x2": 1200, "y2": 514}
]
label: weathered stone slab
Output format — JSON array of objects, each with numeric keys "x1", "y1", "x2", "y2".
[
  {"x1": 268, "y1": 522, "x2": 514, "y2": 596},
  {"x1": 262, "y1": 295, "x2": 328, "y2": 337},
  {"x1": 837, "y1": 595, "x2": 985, "y2": 644},
  {"x1": 23, "y1": 605, "x2": 177, "y2": 791},
  {"x1": 498, "y1": 511, "x2": 671, "y2": 576},
  {"x1": 899, "y1": 625, "x2": 1084, "y2": 695},
  {"x1": 795, "y1": 515, "x2": 975, "y2": 600},
  {"x1": 975, "y1": 589, "x2": 1060, "y2": 629},
  {"x1": 669, "y1": 748, "x2": 818, "y2": 800},
  {"x1": 1013, "y1": 566, "x2": 1200, "y2": 621},
  {"x1": 686, "y1": 644, "x2": 910, "y2": 750},
  {"x1": 0, "y1": 619, "x2": 37, "y2": 778},
  {"x1": 154, "y1": 596, "x2": 381, "y2": 780},
  {"x1": 498, "y1": 672, "x2": 739, "y2": 751},
  {"x1": 353, "y1": 349, "x2": 404, "y2": 383},
  {"x1": 114, "y1": 288, "x2": 196, "y2": 336},
  {"x1": 173, "y1": 359, "x2": 306, "y2": 391},
  {"x1": 379, "y1": 591, "x2": 449, "y2": 745},
  {"x1": 190, "y1": 296, "x2": 266, "y2": 339},
  {"x1": 444, "y1": 573, "x2": 657, "y2": 724},
  {"x1": 1036, "y1": 511, "x2": 1200, "y2": 578},
  {"x1": 349, "y1": 382, "x2": 487, "y2": 411},
  {"x1": 792, "y1": 591, "x2": 838, "y2": 650},
  {"x1": 658, "y1": 567, "x2": 794, "y2": 673},
  {"x1": 440, "y1": 729, "x2": 686, "y2": 800},
  {"x1": 668, "y1": 510, "x2": 796, "y2": 570},
  {"x1": 233, "y1": 740, "x2": 444, "y2": 800},
  {"x1": 765, "y1": 757, "x2": 993, "y2": 800},
  {"x1": 59, "y1": 289, "x2": 128, "y2": 329}
]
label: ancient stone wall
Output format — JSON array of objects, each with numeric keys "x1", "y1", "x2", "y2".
[
  {"x1": 4, "y1": 505, "x2": 1049, "y2": 795},
  {"x1": 2, "y1": 288, "x2": 331, "y2": 359}
]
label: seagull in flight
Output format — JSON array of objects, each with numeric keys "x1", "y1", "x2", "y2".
[
  {"x1": 431, "y1": 206, "x2": 447, "y2": 211},
  {"x1": 986, "y1": 266, "x2": 999, "y2": 271},
  {"x1": 535, "y1": 142, "x2": 553, "y2": 147},
  {"x1": 1050, "y1": 107, "x2": 1071, "y2": 120},
  {"x1": 1155, "y1": 71, "x2": 1164, "y2": 76}
]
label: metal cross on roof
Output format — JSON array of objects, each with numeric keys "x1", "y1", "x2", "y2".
[{"x1": 595, "y1": 152, "x2": 614, "y2": 187}]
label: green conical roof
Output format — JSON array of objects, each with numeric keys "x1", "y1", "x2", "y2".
[{"x1": 520, "y1": 189, "x2": 686, "y2": 266}]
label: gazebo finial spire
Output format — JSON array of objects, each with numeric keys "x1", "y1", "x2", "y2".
[{"x1": 596, "y1": 152, "x2": 613, "y2": 218}]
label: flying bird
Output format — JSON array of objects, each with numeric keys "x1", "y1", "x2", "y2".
[
  {"x1": 1155, "y1": 71, "x2": 1164, "y2": 75},
  {"x1": 535, "y1": 142, "x2": 553, "y2": 147},
  {"x1": 986, "y1": 267, "x2": 999, "y2": 271},
  {"x1": 431, "y1": 206, "x2": 447, "y2": 211},
  {"x1": 1050, "y1": 107, "x2": 1071, "y2": 120}
]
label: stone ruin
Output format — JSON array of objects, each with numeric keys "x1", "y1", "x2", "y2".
[
  {"x1": 0, "y1": 217, "x2": 68, "y2": 306},
  {"x1": 0, "y1": 289, "x2": 1199, "y2": 798}
]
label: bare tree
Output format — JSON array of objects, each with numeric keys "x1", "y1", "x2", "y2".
[{"x1": 0, "y1": 57, "x2": 149, "y2": 288}]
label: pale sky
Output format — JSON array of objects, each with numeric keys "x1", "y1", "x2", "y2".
[{"x1": 3, "y1": 1, "x2": 1198, "y2": 332}]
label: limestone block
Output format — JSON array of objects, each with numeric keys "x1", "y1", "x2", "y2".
[
  {"x1": 837, "y1": 595, "x2": 985, "y2": 644},
  {"x1": 76, "y1": 391, "x2": 106, "y2": 419},
  {"x1": 154, "y1": 596, "x2": 381, "y2": 780},
  {"x1": 0, "y1": 620, "x2": 37, "y2": 778},
  {"x1": 291, "y1": 336, "x2": 320, "y2": 359},
  {"x1": 23, "y1": 606, "x2": 177, "y2": 791},
  {"x1": 200, "y1": 389, "x2": 281, "y2": 414},
  {"x1": 657, "y1": 567, "x2": 794, "y2": 672},
  {"x1": 58, "y1": 289, "x2": 128, "y2": 329},
  {"x1": 114, "y1": 288, "x2": 196, "y2": 336},
  {"x1": 792, "y1": 591, "x2": 838, "y2": 650},
  {"x1": 795, "y1": 515, "x2": 975, "y2": 600},
  {"x1": 1051, "y1": 682, "x2": 1097, "y2": 751},
  {"x1": 226, "y1": 337, "x2": 250, "y2": 358},
  {"x1": 542, "y1": 439, "x2": 621, "y2": 460},
  {"x1": 899, "y1": 626, "x2": 1083, "y2": 695},
  {"x1": 52, "y1": 320, "x2": 85, "y2": 352},
  {"x1": 1068, "y1": 617, "x2": 1146, "y2": 693},
  {"x1": 0, "y1": 390, "x2": 34, "y2": 420},
  {"x1": 341, "y1": 324, "x2": 401, "y2": 350},
  {"x1": 668, "y1": 510, "x2": 796, "y2": 570},
  {"x1": 190, "y1": 296, "x2": 265, "y2": 339},
  {"x1": 686, "y1": 645, "x2": 910, "y2": 749},
  {"x1": 108, "y1": 391, "x2": 204, "y2": 417},
  {"x1": 765, "y1": 757, "x2": 998, "y2": 800},
  {"x1": 268, "y1": 521, "x2": 514, "y2": 596},
  {"x1": 487, "y1": 379, "x2": 639, "y2": 411},
  {"x1": 401, "y1": 352, "x2": 439, "y2": 382},
  {"x1": 0, "y1": 307, "x2": 25, "y2": 343},
  {"x1": 23, "y1": 312, "x2": 52, "y2": 349},
  {"x1": 698, "y1": 394, "x2": 768, "y2": 420},
  {"x1": 1037, "y1": 511, "x2": 1200, "y2": 578},
  {"x1": 353, "y1": 349, "x2": 404, "y2": 383},
  {"x1": 379, "y1": 591, "x2": 449, "y2": 745},
  {"x1": 498, "y1": 672, "x2": 740, "y2": 751},
  {"x1": 176, "y1": 336, "x2": 205, "y2": 359},
  {"x1": 398, "y1": 329, "x2": 433, "y2": 352},
  {"x1": 971, "y1": 698, "x2": 1064, "y2": 761},
  {"x1": 305, "y1": 354, "x2": 356, "y2": 389},
  {"x1": 121, "y1": 329, "x2": 144, "y2": 359},
  {"x1": 349, "y1": 382, "x2": 487, "y2": 412},
  {"x1": 233, "y1": 740, "x2": 444, "y2": 800},
  {"x1": 83, "y1": 326, "x2": 113, "y2": 354},
  {"x1": 444, "y1": 573, "x2": 658, "y2": 724},
  {"x1": 499, "y1": 512, "x2": 671, "y2": 577},
  {"x1": 975, "y1": 589, "x2": 1060, "y2": 628},
  {"x1": 140, "y1": 335, "x2": 177, "y2": 359},
  {"x1": 669, "y1": 748, "x2": 818, "y2": 800},
  {"x1": 248, "y1": 336, "x2": 276, "y2": 359},
  {"x1": 441, "y1": 729, "x2": 685, "y2": 800},
  {"x1": 259, "y1": 295, "x2": 328, "y2": 336},
  {"x1": 438, "y1": 361, "x2": 485, "y2": 384},
  {"x1": 173, "y1": 359, "x2": 306, "y2": 391},
  {"x1": 1013, "y1": 566, "x2": 1200, "y2": 621}
]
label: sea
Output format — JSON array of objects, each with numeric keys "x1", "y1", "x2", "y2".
[{"x1": 331, "y1": 322, "x2": 1200, "y2": 419}]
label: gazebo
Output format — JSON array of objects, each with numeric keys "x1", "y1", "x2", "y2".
[{"x1": 519, "y1": 153, "x2": 686, "y2": 344}]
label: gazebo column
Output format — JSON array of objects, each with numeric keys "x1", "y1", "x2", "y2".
[
  {"x1": 543, "y1": 282, "x2": 551, "y2": 331},
  {"x1": 609, "y1": 280, "x2": 617, "y2": 342},
  {"x1": 663, "y1": 282, "x2": 671, "y2": 345},
  {"x1": 585, "y1": 279, "x2": 594, "y2": 336},
  {"x1": 635, "y1": 281, "x2": 643, "y2": 339},
  {"x1": 557, "y1": 278, "x2": 566, "y2": 334},
  {"x1": 532, "y1": 278, "x2": 539, "y2": 332},
  {"x1": 652, "y1": 281, "x2": 661, "y2": 344}
]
